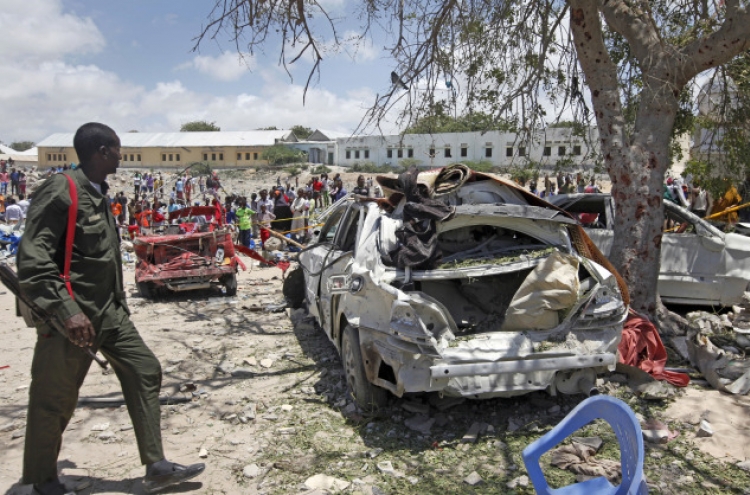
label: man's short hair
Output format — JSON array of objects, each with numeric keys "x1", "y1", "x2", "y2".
[{"x1": 73, "y1": 123, "x2": 118, "y2": 164}]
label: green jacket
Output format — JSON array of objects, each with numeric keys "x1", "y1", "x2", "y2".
[
  {"x1": 236, "y1": 206, "x2": 255, "y2": 231},
  {"x1": 18, "y1": 168, "x2": 129, "y2": 329}
]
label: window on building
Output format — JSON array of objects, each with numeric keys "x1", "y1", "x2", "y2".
[
  {"x1": 506, "y1": 147, "x2": 513, "y2": 157},
  {"x1": 558, "y1": 146, "x2": 566, "y2": 156},
  {"x1": 176, "y1": 154, "x2": 180, "y2": 161},
  {"x1": 461, "y1": 147, "x2": 468, "y2": 157},
  {"x1": 397, "y1": 149, "x2": 403, "y2": 158},
  {"x1": 237, "y1": 153, "x2": 242, "y2": 160},
  {"x1": 203, "y1": 153, "x2": 208, "y2": 161},
  {"x1": 47, "y1": 154, "x2": 51, "y2": 161},
  {"x1": 346, "y1": 150, "x2": 351, "y2": 159},
  {"x1": 253, "y1": 152, "x2": 258, "y2": 160},
  {"x1": 123, "y1": 155, "x2": 128, "y2": 161},
  {"x1": 519, "y1": 147, "x2": 526, "y2": 157},
  {"x1": 387, "y1": 149, "x2": 393, "y2": 158},
  {"x1": 355, "y1": 150, "x2": 360, "y2": 159},
  {"x1": 573, "y1": 145, "x2": 582, "y2": 155},
  {"x1": 408, "y1": 148, "x2": 414, "y2": 158},
  {"x1": 169, "y1": 154, "x2": 173, "y2": 161},
  {"x1": 130, "y1": 154, "x2": 134, "y2": 161},
  {"x1": 162, "y1": 154, "x2": 167, "y2": 161},
  {"x1": 364, "y1": 149, "x2": 370, "y2": 159},
  {"x1": 212, "y1": 153, "x2": 216, "y2": 161},
  {"x1": 219, "y1": 153, "x2": 223, "y2": 161},
  {"x1": 64, "y1": 154, "x2": 67, "y2": 161},
  {"x1": 137, "y1": 154, "x2": 141, "y2": 161},
  {"x1": 485, "y1": 147, "x2": 493, "y2": 158},
  {"x1": 543, "y1": 146, "x2": 551, "y2": 156},
  {"x1": 429, "y1": 148, "x2": 435, "y2": 157},
  {"x1": 246, "y1": 153, "x2": 250, "y2": 160},
  {"x1": 445, "y1": 147, "x2": 452, "y2": 158}
]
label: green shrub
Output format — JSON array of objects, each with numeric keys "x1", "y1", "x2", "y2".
[{"x1": 311, "y1": 165, "x2": 331, "y2": 175}]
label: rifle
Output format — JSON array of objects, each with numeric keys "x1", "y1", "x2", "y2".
[{"x1": 0, "y1": 263, "x2": 109, "y2": 369}]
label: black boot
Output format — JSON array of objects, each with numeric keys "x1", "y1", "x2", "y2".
[
  {"x1": 143, "y1": 460, "x2": 205, "y2": 494},
  {"x1": 32, "y1": 479, "x2": 74, "y2": 495}
]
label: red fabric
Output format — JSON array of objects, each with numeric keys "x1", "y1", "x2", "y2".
[
  {"x1": 62, "y1": 174, "x2": 78, "y2": 300},
  {"x1": 618, "y1": 312, "x2": 690, "y2": 387},
  {"x1": 260, "y1": 228, "x2": 270, "y2": 245}
]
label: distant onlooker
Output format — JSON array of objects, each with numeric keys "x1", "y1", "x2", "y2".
[
  {"x1": 0, "y1": 169, "x2": 8, "y2": 195},
  {"x1": 17, "y1": 194, "x2": 30, "y2": 218},
  {"x1": 5, "y1": 197, "x2": 22, "y2": 224}
]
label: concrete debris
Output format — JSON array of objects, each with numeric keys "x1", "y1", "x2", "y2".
[
  {"x1": 401, "y1": 400, "x2": 430, "y2": 415},
  {"x1": 244, "y1": 357, "x2": 258, "y2": 366},
  {"x1": 0, "y1": 422, "x2": 21, "y2": 433},
  {"x1": 697, "y1": 420, "x2": 714, "y2": 438},
  {"x1": 506, "y1": 475, "x2": 529, "y2": 489},
  {"x1": 304, "y1": 473, "x2": 351, "y2": 491},
  {"x1": 11, "y1": 429, "x2": 25, "y2": 439},
  {"x1": 404, "y1": 415, "x2": 435, "y2": 434},
  {"x1": 376, "y1": 460, "x2": 404, "y2": 478},
  {"x1": 461, "y1": 422, "x2": 487, "y2": 443},
  {"x1": 243, "y1": 463, "x2": 261, "y2": 479},
  {"x1": 737, "y1": 460, "x2": 750, "y2": 472},
  {"x1": 259, "y1": 358, "x2": 274, "y2": 368},
  {"x1": 199, "y1": 448, "x2": 208, "y2": 458},
  {"x1": 97, "y1": 431, "x2": 117, "y2": 441},
  {"x1": 91, "y1": 423, "x2": 110, "y2": 431},
  {"x1": 463, "y1": 471, "x2": 483, "y2": 486}
]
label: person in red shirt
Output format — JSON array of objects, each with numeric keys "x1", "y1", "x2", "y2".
[{"x1": 312, "y1": 177, "x2": 323, "y2": 209}]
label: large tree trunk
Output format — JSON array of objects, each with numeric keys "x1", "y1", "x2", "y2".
[{"x1": 568, "y1": 0, "x2": 668, "y2": 318}]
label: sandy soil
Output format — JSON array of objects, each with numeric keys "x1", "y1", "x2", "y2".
[{"x1": 0, "y1": 167, "x2": 743, "y2": 495}]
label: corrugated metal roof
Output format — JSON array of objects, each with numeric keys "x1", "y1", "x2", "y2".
[
  {"x1": 37, "y1": 130, "x2": 295, "y2": 148},
  {"x1": 0, "y1": 144, "x2": 17, "y2": 154}
]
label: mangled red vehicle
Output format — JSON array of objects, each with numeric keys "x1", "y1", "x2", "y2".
[
  {"x1": 295, "y1": 165, "x2": 630, "y2": 411},
  {"x1": 134, "y1": 206, "x2": 239, "y2": 298}
]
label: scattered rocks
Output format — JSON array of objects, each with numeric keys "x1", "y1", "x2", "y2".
[
  {"x1": 404, "y1": 415, "x2": 435, "y2": 434},
  {"x1": 91, "y1": 423, "x2": 110, "y2": 431},
  {"x1": 696, "y1": 420, "x2": 714, "y2": 438},
  {"x1": 304, "y1": 473, "x2": 350, "y2": 491},
  {"x1": 376, "y1": 461, "x2": 404, "y2": 478},
  {"x1": 199, "y1": 448, "x2": 208, "y2": 458},
  {"x1": 401, "y1": 400, "x2": 430, "y2": 415},
  {"x1": 507, "y1": 475, "x2": 529, "y2": 489},
  {"x1": 259, "y1": 358, "x2": 274, "y2": 368},
  {"x1": 461, "y1": 421, "x2": 487, "y2": 443},
  {"x1": 464, "y1": 471, "x2": 483, "y2": 486},
  {"x1": 243, "y1": 463, "x2": 261, "y2": 479}
]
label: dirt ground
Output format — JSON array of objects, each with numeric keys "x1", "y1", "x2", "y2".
[{"x1": 1, "y1": 167, "x2": 748, "y2": 495}]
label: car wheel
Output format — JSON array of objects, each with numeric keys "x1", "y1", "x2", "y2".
[
  {"x1": 341, "y1": 324, "x2": 388, "y2": 413},
  {"x1": 282, "y1": 266, "x2": 305, "y2": 309},
  {"x1": 223, "y1": 272, "x2": 238, "y2": 296},
  {"x1": 137, "y1": 281, "x2": 153, "y2": 299}
]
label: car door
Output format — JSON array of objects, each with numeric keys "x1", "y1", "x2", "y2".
[
  {"x1": 317, "y1": 204, "x2": 364, "y2": 342},
  {"x1": 299, "y1": 203, "x2": 348, "y2": 325},
  {"x1": 659, "y1": 204, "x2": 724, "y2": 304}
]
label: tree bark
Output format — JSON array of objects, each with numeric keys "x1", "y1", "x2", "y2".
[{"x1": 569, "y1": 0, "x2": 750, "y2": 319}]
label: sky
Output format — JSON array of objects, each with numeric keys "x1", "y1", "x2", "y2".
[{"x1": 0, "y1": 0, "x2": 402, "y2": 144}]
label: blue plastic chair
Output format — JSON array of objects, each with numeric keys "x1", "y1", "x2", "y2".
[{"x1": 522, "y1": 395, "x2": 648, "y2": 495}]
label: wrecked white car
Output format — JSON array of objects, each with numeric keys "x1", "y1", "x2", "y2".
[
  {"x1": 550, "y1": 193, "x2": 750, "y2": 307},
  {"x1": 294, "y1": 167, "x2": 628, "y2": 410}
]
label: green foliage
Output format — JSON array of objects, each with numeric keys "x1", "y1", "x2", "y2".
[
  {"x1": 398, "y1": 158, "x2": 422, "y2": 170},
  {"x1": 180, "y1": 120, "x2": 220, "y2": 132},
  {"x1": 310, "y1": 165, "x2": 331, "y2": 175},
  {"x1": 188, "y1": 162, "x2": 212, "y2": 176},
  {"x1": 683, "y1": 158, "x2": 727, "y2": 198},
  {"x1": 262, "y1": 144, "x2": 306, "y2": 165},
  {"x1": 350, "y1": 162, "x2": 402, "y2": 174},
  {"x1": 291, "y1": 125, "x2": 314, "y2": 140},
  {"x1": 507, "y1": 162, "x2": 540, "y2": 186},
  {"x1": 284, "y1": 165, "x2": 305, "y2": 176},
  {"x1": 9, "y1": 141, "x2": 34, "y2": 152},
  {"x1": 256, "y1": 126, "x2": 278, "y2": 130},
  {"x1": 404, "y1": 110, "x2": 516, "y2": 134},
  {"x1": 460, "y1": 160, "x2": 495, "y2": 173}
]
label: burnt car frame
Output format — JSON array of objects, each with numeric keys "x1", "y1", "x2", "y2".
[
  {"x1": 297, "y1": 169, "x2": 628, "y2": 411},
  {"x1": 134, "y1": 206, "x2": 239, "y2": 298}
]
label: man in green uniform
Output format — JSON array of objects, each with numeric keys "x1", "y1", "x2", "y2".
[{"x1": 18, "y1": 123, "x2": 205, "y2": 495}]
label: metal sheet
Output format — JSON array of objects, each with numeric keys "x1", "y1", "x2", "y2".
[{"x1": 431, "y1": 353, "x2": 616, "y2": 378}]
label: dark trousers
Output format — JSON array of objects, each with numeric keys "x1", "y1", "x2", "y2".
[
  {"x1": 23, "y1": 304, "x2": 164, "y2": 484},
  {"x1": 239, "y1": 228, "x2": 252, "y2": 247}
]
